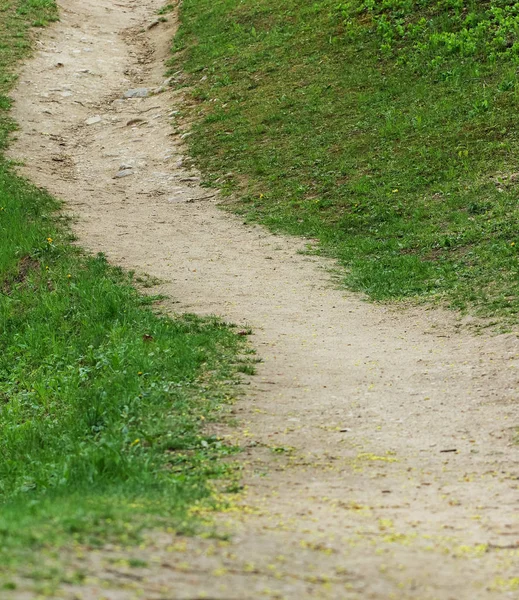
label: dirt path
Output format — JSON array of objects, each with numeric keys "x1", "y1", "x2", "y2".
[{"x1": 7, "y1": 0, "x2": 519, "y2": 598}]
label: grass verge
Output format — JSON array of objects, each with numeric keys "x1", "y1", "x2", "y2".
[
  {"x1": 172, "y1": 0, "x2": 519, "y2": 324},
  {"x1": 0, "y1": 0, "x2": 246, "y2": 578}
]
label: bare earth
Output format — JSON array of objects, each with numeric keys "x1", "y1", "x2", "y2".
[{"x1": 7, "y1": 0, "x2": 519, "y2": 598}]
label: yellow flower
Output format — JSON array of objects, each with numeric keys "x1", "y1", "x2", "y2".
[{"x1": 47, "y1": 237, "x2": 53, "y2": 243}]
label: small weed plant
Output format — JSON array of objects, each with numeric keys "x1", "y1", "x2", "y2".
[{"x1": 337, "y1": 1, "x2": 519, "y2": 66}]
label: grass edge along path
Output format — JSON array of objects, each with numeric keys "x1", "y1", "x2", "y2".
[
  {"x1": 0, "y1": 0, "x2": 248, "y2": 580},
  {"x1": 172, "y1": 0, "x2": 519, "y2": 327}
]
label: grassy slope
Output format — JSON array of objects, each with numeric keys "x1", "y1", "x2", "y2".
[
  {"x1": 173, "y1": 0, "x2": 519, "y2": 323},
  {"x1": 0, "y1": 0, "x2": 246, "y2": 576}
]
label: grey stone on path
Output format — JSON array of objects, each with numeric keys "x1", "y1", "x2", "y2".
[
  {"x1": 85, "y1": 115, "x2": 101, "y2": 125},
  {"x1": 122, "y1": 88, "x2": 149, "y2": 99},
  {"x1": 113, "y1": 169, "x2": 134, "y2": 179}
]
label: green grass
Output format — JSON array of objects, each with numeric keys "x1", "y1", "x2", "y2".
[
  {"x1": 172, "y1": 0, "x2": 519, "y2": 322},
  {"x1": 0, "y1": 0, "x2": 246, "y2": 575}
]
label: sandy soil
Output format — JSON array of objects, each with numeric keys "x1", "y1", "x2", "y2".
[{"x1": 6, "y1": 0, "x2": 519, "y2": 598}]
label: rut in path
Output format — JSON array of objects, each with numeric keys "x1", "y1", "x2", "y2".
[{"x1": 8, "y1": 0, "x2": 519, "y2": 598}]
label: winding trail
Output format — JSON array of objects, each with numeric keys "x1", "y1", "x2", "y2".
[{"x1": 8, "y1": 0, "x2": 519, "y2": 598}]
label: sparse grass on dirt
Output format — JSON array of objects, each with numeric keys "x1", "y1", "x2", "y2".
[
  {"x1": 0, "y1": 0, "x2": 245, "y2": 575},
  {"x1": 173, "y1": 0, "x2": 519, "y2": 322}
]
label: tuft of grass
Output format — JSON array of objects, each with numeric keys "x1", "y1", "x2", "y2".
[
  {"x1": 158, "y1": 3, "x2": 176, "y2": 15},
  {"x1": 172, "y1": 0, "x2": 519, "y2": 322},
  {"x1": 0, "y1": 0, "x2": 246, "y2": 577}
]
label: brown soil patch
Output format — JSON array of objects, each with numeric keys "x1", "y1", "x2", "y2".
[{"x1": 1, "y1": 255, "x2": 39, "y2": 295}]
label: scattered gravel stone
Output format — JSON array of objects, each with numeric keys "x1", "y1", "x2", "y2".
[
  {"x1": 113, "y1": 169, "x2": 134, "y2": 179},
  {"x1": 123, "y1": 88, "x2": 149, "y2": 99},
  {"x1": 85, "y1": 115, "x2": 101, "y2": 125},
  {"x1": 154, "y1": 77, "x2": 175, "y2": 95}
]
